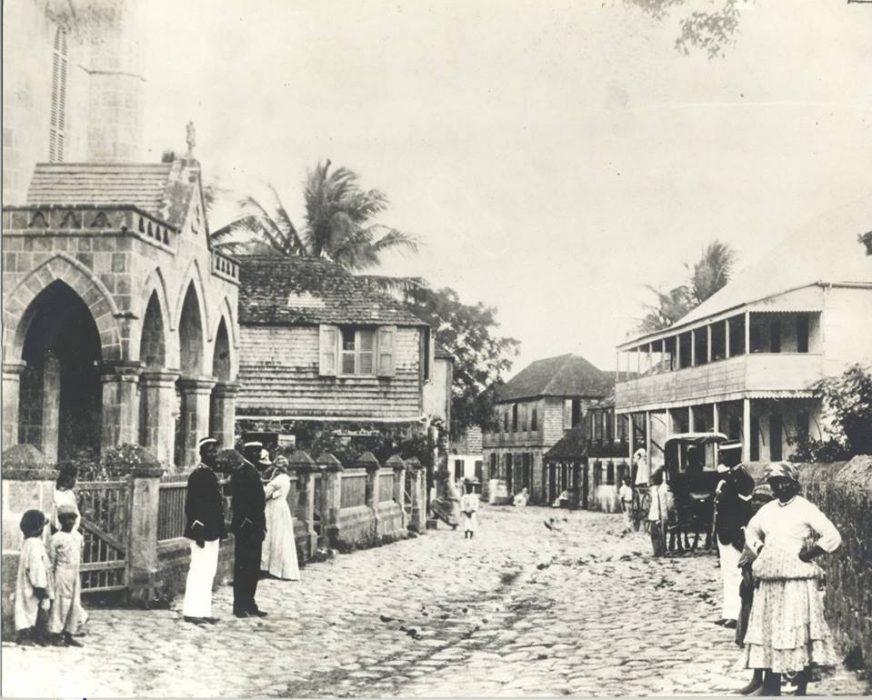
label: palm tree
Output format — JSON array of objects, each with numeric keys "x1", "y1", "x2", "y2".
[
  {"x1": 211, "y1": 160, "x2": 419, "y2": 271},
  {"x1": 637, "y1": 239, "x2": 737, "y2": 331}
]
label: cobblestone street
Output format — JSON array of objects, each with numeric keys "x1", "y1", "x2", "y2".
[{"x1": 3, "y1": 505, "x2": 868, "y2": 697}]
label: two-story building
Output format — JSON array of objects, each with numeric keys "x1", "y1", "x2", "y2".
[
  {"x1": 482, "y1": 353, "x2": 613, "y2": 504},
  {"x1": 234, "y1": 255, "x2": 442, "y2": 452},
  {"x1": 615, "y1": 200, "x2": 872, "y2": 466}
]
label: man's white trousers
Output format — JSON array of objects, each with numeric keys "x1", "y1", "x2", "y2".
[{"x1": 182, "y1": 539, "x2": 219, "y2": 618}]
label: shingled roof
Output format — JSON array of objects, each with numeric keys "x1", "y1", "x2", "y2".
[
  {"x1": 544, "y1": 423, "x2": 589, "y2": 462},
  {"x1": 237, "y1": 255, "x2": 428, "y2": 326},
  {"x1": 495, "y1": 354, "x2": 612, "y2": 403},
  {"x1": 26, "y1": 161, "x2": 203, "y2": 231}
]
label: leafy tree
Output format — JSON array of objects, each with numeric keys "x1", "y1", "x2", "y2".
[
  {"x1": 211, "y1": 160, "x2": 419, "y2": 270},
  {"x1": 790, "y1": 363, "x2": 872, "y2": 461},
  {"x1": 638, "y1": 239, "x2": 736, "y2": 331},
  {"x1": 404, "y1": 285, "x2": 520, "y2": 439}
]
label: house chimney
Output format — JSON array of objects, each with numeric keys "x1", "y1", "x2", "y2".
[{"x1": 860, "y1": 231, "x2": 872, "y2": 256}]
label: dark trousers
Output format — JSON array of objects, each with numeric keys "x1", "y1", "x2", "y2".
[{"x1": 233, "y1": 531, "x2": 262, "y2": 614}]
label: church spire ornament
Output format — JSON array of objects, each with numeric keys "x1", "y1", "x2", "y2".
[{"x1": 185, "y1": 121, "x2": 196, "y2": 158}]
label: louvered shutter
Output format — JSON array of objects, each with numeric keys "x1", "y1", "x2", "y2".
[
  {"x1": 319, "y1": 325, "x2": 339, "y2": 376},
  {"x1": 377, "y1": 325, "x2": 396, "y2": 377}
]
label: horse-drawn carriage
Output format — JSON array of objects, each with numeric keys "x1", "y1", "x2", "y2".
[{"x1": 663, "y1": 432, "x2": 741, "y2": 551}]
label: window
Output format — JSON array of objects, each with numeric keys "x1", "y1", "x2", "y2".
[
  {"x1": 341, "y1": 328, "x2": 374, "y2": 375},
  {"x1": 593, "y1": 411, "x2": 603, "y2": 440},
  {"x1": 769, "y1": 320, "x2": 782, "y2": 353},
  {"x1": 606, "y1": 461, "x2": 615, "y2": 486},
  {"x1": 49, "y1": 28, "x2": 68, "y2": 162},
  {"x1": 454, "y1": 459, "x2": 463, "y2": 480},
  {"x1": 503, "y1": 410, "x2": 509, "y2": 433},
  {"x1": 563, "y1": 399, "x2": 572, "y2": 430},
  {"x1": 572, "y1": 399, "x2": 581, "y2": 427},
  {"x1": 512, "y1": 404, "x2": 519, "y2": 432},
  {"x1": 531, "y1": 406, "x2": 538, "y2": 431},
  {"x1": 796, "y1": 316, "x2": 809, "y2": 353},
  {"x1": 320, "y1": 324, "x2": 394, "y2": 377}
]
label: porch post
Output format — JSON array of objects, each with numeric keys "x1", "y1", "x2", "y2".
[
  {"x1": 209, "y1": 381, "x2": 239, "y2": 450},
  {"x1": 140, "y1": 371, "x2": 179, "y2": 466},
  {"x1": 688, "y1": 405, "x2": 695, "y2": 433},
  {"x1": 644, "y1": 411, "x2": 652, "y2": 464},
  {"x1": 627, "y1": 413, "x2": 635, "y2": 458},
  {"x1": 725, "y1": 319, "x2": 731, "y2": 359},
  {"x1": 690, "y1": 331, "x2": 696, "y2": 367},
  {"x1": 1, "y1": 361, "x2": 26, "y2": 449},
  {"x1": 40, "y1": 352, "x2": 61, "y2": 464},
  {"x1": 713, "y1": 402, "x2": 721, "y2": 464},
  {"x1": 707, "y1": 325, "x2": 713, "y2": 363},
  {"x1": 616, "y1": 352, "x2": 621, "y2": 382},
  {"x1": 744, "y1": 310, "x2": 751, "y2": 354},
  {"x1": 675, "y1": 334, "x2": 681, "y2": 369},
  {"x1": 100, "y1": 361, "x2": 143, "y2": 453},
  {"x1": 742, "y1": 399, "x2": 751, "y2": 463},
  {"x1": 177, "y1": 378, "x2": 217, "y2": 471}
]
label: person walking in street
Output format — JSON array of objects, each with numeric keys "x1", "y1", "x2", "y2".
[
  {"x1": 48, "y1": 504, "x2": 84, "y2": 646},
  {"x1": 181, "y1": 437, "x2": 227, "y2": 625},
  {"x1": 632, "y1": 448, "x2": 651, "y2": 532},
  {"x1": 618, "y1": 476, "x2": 633, "y2": 534},
  {"x1": 741, "y1": 462, "x2": 842, "y2": 697},
  {"x1": 231, "y1": 450, "x2": 267, "y2": 618},
  {"x1": 431, "y1": 468, "x2": 461, "y2": 529},
  {"x1": 14, "y1": 510, "x2": 52, "y2": 646},
  {"x1": 712, "y1": 462, "x2": 755, "y2": 629},
  {"x1": 261, "y1": 454, "x2": 301, "y2": 581},
  {"x1": 646, "y1": 468, "x2": 670, "y2": 557},
  {"x1": 460, "y1": 480, "x2": 479, "y2": 539}
]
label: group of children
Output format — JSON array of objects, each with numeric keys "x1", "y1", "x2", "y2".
[{"x1": 14, "y1": 504, "x2": 85, "y2": 647}]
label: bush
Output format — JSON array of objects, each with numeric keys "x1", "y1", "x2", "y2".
[{"x1": 99, "y1": 443, "x2": 161, "y2": 478}]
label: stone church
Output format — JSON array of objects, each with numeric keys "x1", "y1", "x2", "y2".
[{"x1": 2, "y1": 0, "x2": 240, "y2": 469}]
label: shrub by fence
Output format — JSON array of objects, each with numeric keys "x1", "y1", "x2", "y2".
[{"x1": 797, "y1": 455, "x2": 872, "y2": 672}]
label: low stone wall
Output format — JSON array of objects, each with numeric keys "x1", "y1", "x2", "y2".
[{"x1": 796, "y1": 455, "x2": 872, "y2": 671}]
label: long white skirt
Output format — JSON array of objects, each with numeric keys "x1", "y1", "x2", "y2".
[{"x1": 261, "y1": 498, "x2": 301, "y2": 580}]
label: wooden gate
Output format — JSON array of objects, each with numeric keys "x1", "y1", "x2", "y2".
[{"x1": 76, "y1": 480, "x2": 129, "y2": 593}]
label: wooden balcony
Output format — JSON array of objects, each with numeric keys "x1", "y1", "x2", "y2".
[{"x1": 615, "y1": 353, "x2": 823, "y2": 412}]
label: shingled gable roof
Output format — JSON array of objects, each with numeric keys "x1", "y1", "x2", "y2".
[
  {"x1": 26, "y1": 160, "x2": 204, "y2": 231},
  {"x1": 495, "y1": 354, "x2": 613, "y2": 403},
  {"x1": 544, "y1": 423, "x2": 589, "y2": 461},
  {"x1": 237, "y1": 255, "x2": 429, "y2": 327}
]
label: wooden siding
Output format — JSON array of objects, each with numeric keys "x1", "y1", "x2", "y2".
[
  {"x1": 615, "y1": 353, "x2": 824, "y2": 412},
  {"x1": 237, "y1": 326, "x2": 423, "y2": 420}
]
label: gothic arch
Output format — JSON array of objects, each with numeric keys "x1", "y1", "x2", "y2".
[
  {"x1": 174, "y1": 258, "x2": 212, "y2": 343},
  {"x1": 178, "y1": 281, "x2": 207, "y2": 378},
  {"x1": 5, "y1": 253, "x2": 122, "y2": 362},
  {"x1": 136, "y1": 267, "x2": 179, "y2": 368},
  {"x1": 216, "y1": 296, "x2": 238, "y2": 350}
]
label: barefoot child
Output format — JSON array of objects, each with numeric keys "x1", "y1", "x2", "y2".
[
  {"x1": 14, "y1": 510, "x2": 52, "y2": 646},
  {"x1": 48, "y1": 504, "x2": 84, "y2": 647}
]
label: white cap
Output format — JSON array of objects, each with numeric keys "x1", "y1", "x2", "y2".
[
  {"x1": 198, "y1": 437, "x2": 218, "y2": 448},
  {"x1": 243, "y1": 440, "x2": 263, "y2": 449}
]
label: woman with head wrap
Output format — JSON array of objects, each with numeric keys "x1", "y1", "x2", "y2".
[
  {"x1": 260, "y1": 454, "x2": 301, "y2": 581},
  {"x1": 741, "y1": 462, "x2": 841, "y2": 696},
  {"x1": 15, "y1": 510, "x2": 51, "y2": 645}
]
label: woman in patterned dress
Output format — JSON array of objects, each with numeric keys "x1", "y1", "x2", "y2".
[{"x1": 742, "y1": 462, "x2": 841, "y2": 696}]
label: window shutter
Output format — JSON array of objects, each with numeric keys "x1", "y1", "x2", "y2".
[
  {"x1": 319, "y1": 325, "x2": 339, "y2": 376},
  {"x1": 377, "y1": 325, "x2": 396, "y2": 377}
]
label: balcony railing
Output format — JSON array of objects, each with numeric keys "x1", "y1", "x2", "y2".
[{"x1": 615, "y1": 352, "x2": 823, "y2": 411}]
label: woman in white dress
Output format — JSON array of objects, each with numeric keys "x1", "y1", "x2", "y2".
[
  {"x1": 260, "y1": 455, "x2": 301, "y2": 581},
  {"x1": 742, "y1": 461, "x2": 841, "y2": 696}
]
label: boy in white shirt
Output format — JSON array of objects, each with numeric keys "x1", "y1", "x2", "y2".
[
  {"x1": 618, "y1": 477, "x2": 634, "y2": 533},
  {"x1": 460, "y1": 481, "x2": 480, "y2": 539}
]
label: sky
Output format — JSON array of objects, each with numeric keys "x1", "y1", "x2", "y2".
[{"x1": 139, "y1": 0, "x2": 872, "y2": 377}]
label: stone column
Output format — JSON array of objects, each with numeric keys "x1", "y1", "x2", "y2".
[
  {"x1": 209, "y1": 382, "x2": 239, "y2": 450},
  {"x1": 140, "y1": 371, "x2": 179, "y2": 466},
  {"x1": 317, "y1": 453, "x2": 343, "y2": 548},
  {"x1": 385, "y1": 454, "x2": 407, "y2": 530},
  {"x1": 127, "y1": 466, "x2": 163, "y2": 604},
  {"x1": 2, "y1": 361, "x2": 26, "y2": 450},
  {"x1": 40, "y1": 353, "x2": 61, "y2": 464},
  {"x1": 358, "y1": 452, "x2": 381, "y2": 538},
  {"x1": 100, "y1": 361, "x2": 143, "y2": 453},
  {"x1": 177, "y1": 378, "x2": 216, "y2": 471},
  {"x1": 288, "y1": 450, "x2": 318, "y2": 560},
  {"x1": 406, "y1": 456, "x2": 425, "y2": 534}
]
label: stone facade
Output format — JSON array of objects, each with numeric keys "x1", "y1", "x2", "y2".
[{"x1": 2, "y1": 159, "x2": 240, "y2": 469}]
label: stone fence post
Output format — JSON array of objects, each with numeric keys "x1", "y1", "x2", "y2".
[
  {"x1": 317, "y1": 453, "x2": 343, "y2": 548},
  {"x1": 288, "y1": 450, "x2": 317, "y2": 560},
  {"x1": 405, "y1": 456, "x2": 425, "y2": 534},
  {"x1": 385, "y1": 454, "x2": 407, "y2": 530},
  {"x1": 127, "y1": 466, "x2": 163, "y2": 605},
  {"x1": 358, "y1": 452, "x2": 381, "y2": 539}
]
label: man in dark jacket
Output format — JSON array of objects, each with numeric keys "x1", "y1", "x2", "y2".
[
  {"x1": 182, "y1": 437, "x2": 227, "y2": 624},
  {"x1": 713, "y1": 462, "x2": 755, "y2": 628},
  {"x1": 230, "y1": 452, "x2": 267, "y2": 618}
]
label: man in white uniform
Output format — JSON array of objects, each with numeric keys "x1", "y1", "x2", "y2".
[{"x1": 182, "y1": 437, "x2": 227, "y2": 624}]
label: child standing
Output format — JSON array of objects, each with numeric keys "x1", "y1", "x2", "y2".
[
  {"x1": 48, "y1": 504, "x2": 84, "y2": 647},
  {"x1": 460, "y1": 481, "x2": 479, "y2": 539},
  {"x1": 618, "y1": 477, "x2": 633, "y2": 533},
  {"x1": 14, "y1": 510, "x2": 52, "y2": 646}
]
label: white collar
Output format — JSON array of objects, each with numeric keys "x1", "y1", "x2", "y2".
[{"x1": 777, "y1": 495, "x2": 798, "y2": 507}]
